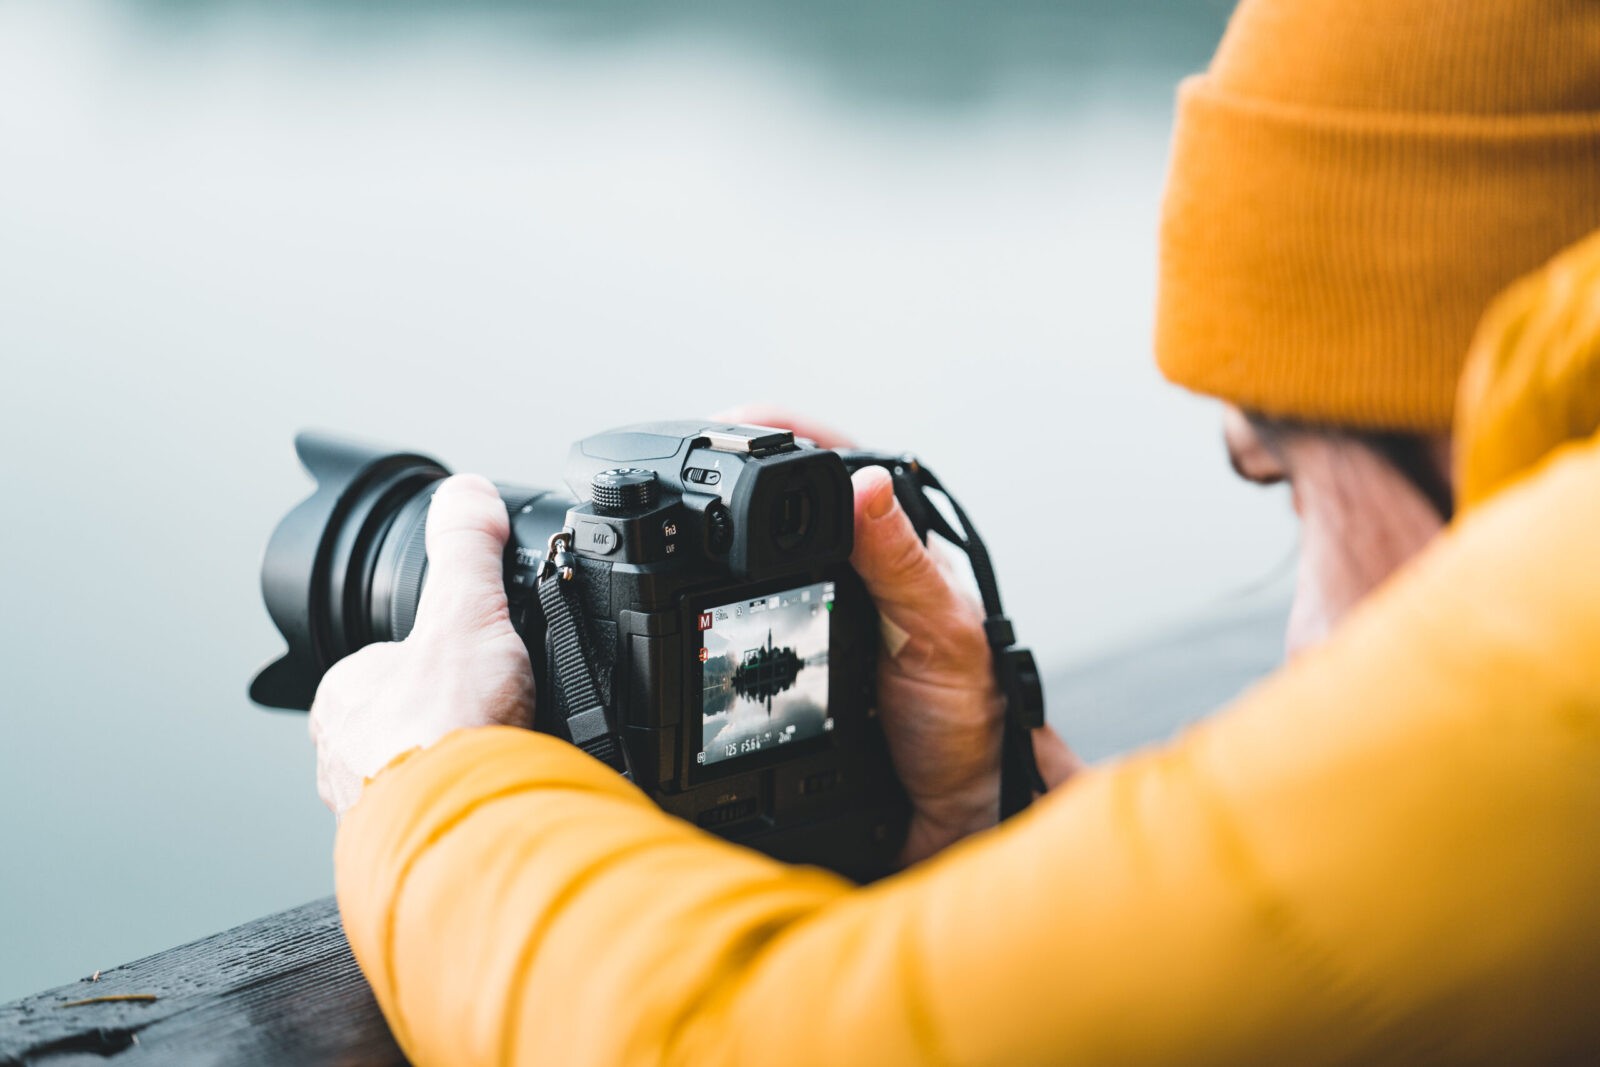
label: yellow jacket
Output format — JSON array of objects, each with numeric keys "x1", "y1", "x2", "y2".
[{"x1": 336, "y1": 234, "x2": 1600, "y2": 1066}]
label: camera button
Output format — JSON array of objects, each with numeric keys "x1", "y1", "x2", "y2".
[
  {"x1": 574, "y1": 520, "x2": 622, "y2": 556},
  {"x1": 684, "y1": 467, "x2": 721, "y2": 486},
  {"x1": 800, "y1": 770, "x2": 840, "y2": 796}
]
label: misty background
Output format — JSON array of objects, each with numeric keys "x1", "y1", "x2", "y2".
[{"x1": 0, "y1": 0, "x2": 1294, "y2": 1001}]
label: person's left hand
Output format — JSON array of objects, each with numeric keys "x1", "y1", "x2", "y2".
[
  {"x1": 308, "y1": 474, "x2": 534, "y2": 816},
  {"x1": 716, "y1": 406, "x2": 1085, "y2": 864}
]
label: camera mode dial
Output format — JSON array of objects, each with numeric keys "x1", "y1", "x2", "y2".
[{"x1": 591, "y1": 467, "x2": 658, "y2": 514}]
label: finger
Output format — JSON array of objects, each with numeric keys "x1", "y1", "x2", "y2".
[
  {"x1": 709, "y1": 405, "x2": 857, "y2": 450},
  {"x1": 850, "y1": 467, "x2": 985, "y2": 676},
  {"x1": 415, "y1": 473, "x2": 512, "y2": 636},
  {"x1": 850, "y1": 466, "x2": 946, "y2": 609},
  {"x1": 1031, "y1": 726, "x2": 1087, "y2": 791}
]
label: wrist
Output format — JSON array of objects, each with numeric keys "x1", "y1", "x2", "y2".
[{"x1": 899, "y1": 774, "x2": 1002, "y2": 866}]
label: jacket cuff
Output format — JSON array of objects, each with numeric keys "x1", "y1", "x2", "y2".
[{"x1": 334, "y1": 727, "x2": 648, "y2": 1003}]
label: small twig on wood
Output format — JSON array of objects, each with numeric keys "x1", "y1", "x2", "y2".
[{"x1": 57, "y1": 994, "x2": 158, "y2": 1008}]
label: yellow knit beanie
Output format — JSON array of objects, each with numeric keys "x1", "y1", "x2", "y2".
[{"x1": 1155, "y1": 0, "x2": 1600, "y2": 433}]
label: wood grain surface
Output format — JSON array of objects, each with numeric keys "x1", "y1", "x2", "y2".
[{"x1": 0, "y1": 897, "x2": 403, "y2": 1066}]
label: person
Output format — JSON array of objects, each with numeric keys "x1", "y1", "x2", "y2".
[{"x1": 309, "y1": 1, "x2": 1600, "y2": 1062}]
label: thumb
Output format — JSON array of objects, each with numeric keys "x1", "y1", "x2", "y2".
[
  {"x1": 414, "y1": 473, "x2": 512, "y2": 638},
  {"x1": 850, "y1": 467, "x2": 984, "y2": 675}
]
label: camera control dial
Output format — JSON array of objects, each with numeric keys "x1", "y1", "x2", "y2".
[
  {"x1": 704, "y1": 502, "x2": 734, "y2": 556},
  {"x1": 590, "y1": 467, "x2": 659, "y2": 514}
]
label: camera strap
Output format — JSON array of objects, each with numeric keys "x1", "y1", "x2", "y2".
[
  {"x1": 840, "y1": 451, "x2": 1049, "y2": 820},
  {"x1": 536, "y1": 529, "x2": 633, "y2": 779}
]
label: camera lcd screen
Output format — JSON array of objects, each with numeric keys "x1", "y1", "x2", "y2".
[{"x1": 695, "y1": 580, "x2": 835, "y2": 768}]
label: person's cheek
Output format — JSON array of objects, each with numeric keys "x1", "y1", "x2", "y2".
[
  {"x1": 1287, "y1": 480, "x2": 1306, "y2": 519},
  {"x1": 1285, "y1": 538, "x2": 1333, "y2": 658},
  {"x1": 1284, "y1": 486, "x2": 1376, "y2": 658},
  {"x1": 1284, "y1": 485, "x2": 1360, "y2": 658}
]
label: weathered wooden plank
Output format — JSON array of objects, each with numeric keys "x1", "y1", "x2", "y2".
[{"x1": 0, "y1": 897, "x2": 403, "y2": 1066}]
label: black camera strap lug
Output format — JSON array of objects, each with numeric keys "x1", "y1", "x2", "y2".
[{"x1": 536, "y1": 528, "x2": 633, "y2": 779}]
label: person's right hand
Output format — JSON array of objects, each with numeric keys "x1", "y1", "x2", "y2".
[
  {"x1": 308, "y1": 474, "x2": 534, "y2": 816},
  {"x1": 715, "y1": 407, "x2": 1083, "y2": 865}
]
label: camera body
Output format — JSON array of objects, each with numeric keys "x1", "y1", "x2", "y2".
[
  {"x1": 507, "y1": 422, "x2": 907, "y2": 877},
  {"x1": 252, "y1": 422, "x2": 910, "y2": 880}
]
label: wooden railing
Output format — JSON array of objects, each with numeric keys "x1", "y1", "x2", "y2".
[{"x1": 0, "y1": 898, "x2": 402, "y2": 1065}]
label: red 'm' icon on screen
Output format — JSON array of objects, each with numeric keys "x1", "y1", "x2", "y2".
[{"x1": 698, "y1": 611, "x2": 714, "y2": 631}]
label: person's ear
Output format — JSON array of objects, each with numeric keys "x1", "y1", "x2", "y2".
[{"x1": 1223, "y1": 406, "x2": 1288, "y2": 485}]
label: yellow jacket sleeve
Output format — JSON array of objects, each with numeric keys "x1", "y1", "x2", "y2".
[{"x1": 336, "y1": 415, "x2": 1600, "y2": 1065}]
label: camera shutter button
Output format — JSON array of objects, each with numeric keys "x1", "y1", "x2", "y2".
[{"x1": 591, "y1": 468, "x2": 658, "y2": 514}]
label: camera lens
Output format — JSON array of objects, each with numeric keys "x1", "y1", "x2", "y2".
[
  {"x1": 770, "y1": 485, "x2": 815, "y2": 552},
  {"x1": 250, "y1": 432, "x2": 561, "y2": 711}
]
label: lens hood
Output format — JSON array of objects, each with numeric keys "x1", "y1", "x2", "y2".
[{"x1": 249, "y1": 433, "x2": 447, "y2": 711}]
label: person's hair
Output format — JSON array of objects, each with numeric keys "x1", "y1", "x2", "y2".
[{"x1": 1245, "y1": 413, "x2": 1455, "y2": 522}]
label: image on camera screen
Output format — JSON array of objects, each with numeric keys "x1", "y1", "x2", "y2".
[{"x1": 696, "y1": 580, "x2": 835, "y2": 768}]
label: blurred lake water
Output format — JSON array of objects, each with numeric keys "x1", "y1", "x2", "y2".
[{"x1": 0, "y1": 0, "x2": 1294, "y2": 1001}]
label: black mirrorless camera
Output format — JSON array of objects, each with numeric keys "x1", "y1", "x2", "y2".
[{"x1": 251, "y1": 421, "x2": 1044, "y2": 881}]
